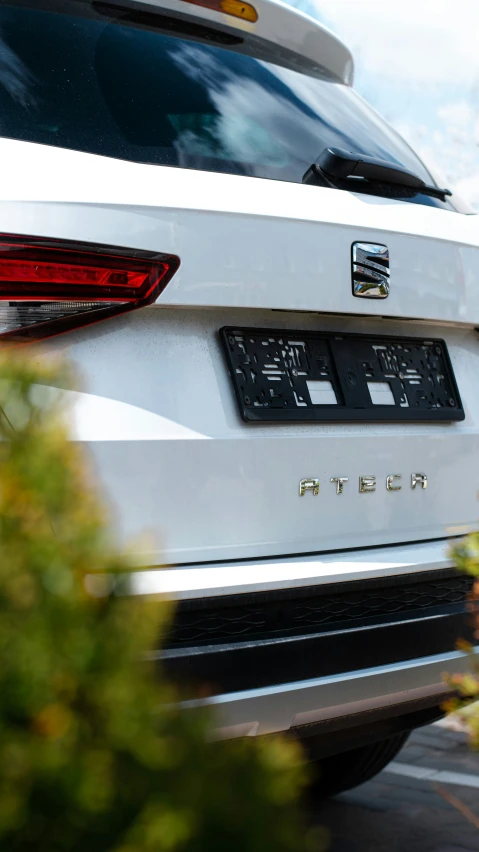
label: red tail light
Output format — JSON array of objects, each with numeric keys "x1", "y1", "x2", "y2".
[{"x1": 0, "y1": 236, "x2": 180, "y2": 342}]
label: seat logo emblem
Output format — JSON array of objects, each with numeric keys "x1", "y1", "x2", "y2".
[{"x1": 352, "y1": 242, "x2": 390, "y2": 299}]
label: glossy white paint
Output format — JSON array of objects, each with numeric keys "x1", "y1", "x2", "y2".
[
  {"x1": 62, "y1": 389, "x2": 209, "y2": 442},
  {"x1": 2, "y1": 128, "x2": 478, "y2": 563},
  {"x1": 2, "y1": 139, "x2": 479, "y2": 324},
  {"x1": 121, "y1": 0, "x2": 354, "y2": 84},
  {"x1": 125, "y1": 539, "x2": 454, "y2": 599},
  {"x1": 39, "y1": 307, "x2": 478, "y2": 564}
]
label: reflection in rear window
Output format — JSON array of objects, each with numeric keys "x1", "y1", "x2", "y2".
[{"x1": 0, "y1": 1, "x2": 457, "y2": 209}]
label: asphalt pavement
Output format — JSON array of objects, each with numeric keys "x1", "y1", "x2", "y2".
[{"x1": 312, "y1": 723, "x2": 479, "y2": 852}]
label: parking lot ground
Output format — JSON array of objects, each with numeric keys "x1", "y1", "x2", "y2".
[{"x1": 311, "y1": 724, "x2": 479, "y2": 852}]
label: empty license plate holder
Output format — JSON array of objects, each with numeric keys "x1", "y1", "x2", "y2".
[{"x1": 220, "y1": 326, "x2": 464, "y2": 423}]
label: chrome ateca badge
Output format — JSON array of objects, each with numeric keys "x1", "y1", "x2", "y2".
[{"x1": 299, "y1": 473, "x2": 427, "y2": 496}]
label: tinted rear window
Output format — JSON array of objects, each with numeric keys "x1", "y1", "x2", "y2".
[{"x1": 0, "y1": 1, "x2": 457, "y2": 210}]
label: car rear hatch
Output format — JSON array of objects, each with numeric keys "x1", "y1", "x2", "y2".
[
  {"x1": 4, "y1": 157, "x2": 475, "y2": 565},
  {"x1": 1, "y1": 0, "x2": 479, "y2": 566}
]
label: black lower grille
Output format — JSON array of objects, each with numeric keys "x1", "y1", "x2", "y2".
[
  {"x1": 162, "y1": 569, "x2": 476, "y2": 695},
  {"x1": 166, "y1": 570, "x2": 473, "y2": 649}
]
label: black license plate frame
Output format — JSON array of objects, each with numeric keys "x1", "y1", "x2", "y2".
[{"x1": 220, "y1": 326, "x2": 464, "y2": 423}]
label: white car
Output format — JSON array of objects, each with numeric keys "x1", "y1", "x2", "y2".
[{"x1": 2, "y1": 0, "x2": 478, "y2": 795}]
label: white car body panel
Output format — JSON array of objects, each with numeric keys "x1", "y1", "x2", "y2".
[
  {"x1": 2, "y1": 139, "x2": 479, "y2": 325},
  {"x1": 124, "y1": 539, "x2": 456, "y2": 599},
  {"x1": 3, "y1": 138, "x2": 478, "y2": 563},
  {"x1": 41, "y1": 306, "x2": 479, "y2": 564}
]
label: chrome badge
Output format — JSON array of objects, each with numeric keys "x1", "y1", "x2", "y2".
[
  {"x1": 299, "y1": 473, "x2": 427, "y2": 496},
  {"x1": 352, "y1": 242, "x2": 390, "y2": 299}
]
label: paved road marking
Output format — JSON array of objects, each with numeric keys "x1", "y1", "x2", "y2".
[{"x1": 386, "y1": 761, "x2": 479, "y2": 790}]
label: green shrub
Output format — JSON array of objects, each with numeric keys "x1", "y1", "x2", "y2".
[
  {"x1": 0, "y1": 354, "x2": 310, "y2": 852},
  {"x1": 446, "y1": 535, "x2": 479, "y2": 748}
]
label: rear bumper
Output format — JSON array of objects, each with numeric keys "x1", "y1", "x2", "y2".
[
  {"x1": 127, "y1": 539, "x2": 460, "y2": 599},
  {"x1": 161, "y1": 596, "x2": 471, "y2": 694},
  {"x1": 110, "y1": 539, "x2": 477, "y2": 739},
  {"x1": 178, "y1": 648, "x2": 478, "y2": 739}
]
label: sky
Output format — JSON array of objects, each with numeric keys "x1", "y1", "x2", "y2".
[{"x1": 285, "y1": 0, "x2": 479, "y2": 210}]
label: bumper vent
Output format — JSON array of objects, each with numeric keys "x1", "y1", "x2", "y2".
[{"x1": 166, "y1": 570, "x2": 473, "y2": 648}]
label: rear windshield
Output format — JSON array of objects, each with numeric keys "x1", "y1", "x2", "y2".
[{"x1": 0, "y1": 1, "x2": 458, "y2": 210}]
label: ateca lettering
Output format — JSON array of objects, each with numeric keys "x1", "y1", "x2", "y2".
[{"x1": 298, "y1": 473, "x2": 428, "y2": 496}]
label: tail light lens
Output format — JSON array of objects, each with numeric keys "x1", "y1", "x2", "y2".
[{"x1": 0, "y1": 236, "x2": 180, "y2": 342}]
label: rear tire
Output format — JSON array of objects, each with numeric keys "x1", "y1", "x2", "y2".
[{"x1": 307, "y1": 731, "x2": 409, "y2": 799}]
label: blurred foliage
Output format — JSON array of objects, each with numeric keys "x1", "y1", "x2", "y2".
[
  {"x1": 0, "y1": 353, "x2": 313, "y2": 852},
  {"x1": 445, "y1": 536, "x2": 479, "y2": 749}
]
